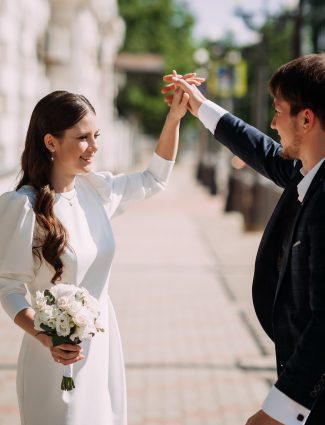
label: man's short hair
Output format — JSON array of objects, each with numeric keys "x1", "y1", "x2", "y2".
[{"x1": 269, "y1": 53, "x2": 325, "y2": 128}]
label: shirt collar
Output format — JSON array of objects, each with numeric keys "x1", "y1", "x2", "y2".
[{"x1": 297, "y1": 158, "x2": 325, "y2": 202}]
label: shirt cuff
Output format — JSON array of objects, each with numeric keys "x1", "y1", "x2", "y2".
[
  {"x1": 148, "y1": 152, "x2": 175, "y2": 184},
  {"x1": 262, "y1": 386, "x2": 310, "y2": 425},
  {"x1": 198, "y1": 100, "x2": 228, "y2": 134}
]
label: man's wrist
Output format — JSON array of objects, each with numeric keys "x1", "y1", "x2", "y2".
[
  {"x1": 262, "y1": 386, "x2": 310, "y2": 425},
  {"x1": 198, "y1": 100, "x2": 228, "y2": 134}
]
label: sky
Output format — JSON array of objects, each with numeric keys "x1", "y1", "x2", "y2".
[{"x1": 183, "y1": 0, "x2": 299, "y2": 44}]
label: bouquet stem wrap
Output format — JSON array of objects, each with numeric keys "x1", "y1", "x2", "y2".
[
  {"x1": 62, "y1": 364, "x2": 74, "y2": 391},
  {"x1": 52, "y1": 335, "x2": 78, "y2": 391}
]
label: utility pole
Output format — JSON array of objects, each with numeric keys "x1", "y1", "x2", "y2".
[{"x1": 293, "y1": 0, "x2": 304, "y2": 57}]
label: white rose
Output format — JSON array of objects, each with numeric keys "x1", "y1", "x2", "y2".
[
  {"x1": 73, "y1": 308, "x2": 91, "y2": 327},
  {"x1": 70, "y1": 325, "x2": 89, "y2": 342},
  {"x1": 55, "y1": 313, "x2": 71, "y2": 337},
  {"x1": 51, "y1": 283, "x2": 78, "y2": 299},
  {"x1": 75, "y1": 287, "x2": 89, "y2": 300},
  {"x1": 78, "y1": 324, "x2": 97, "y2": 340},
  {"x1": 95, "y1": 317, "x2": 105, "y2": 332},
  {"x1": 34, "y1": 312, "x2": 43, "y2": 331},
  {"x1": 94, "y1": 318, "x2": 105, "y2": 332},
  {"x1": 85, "y1": 298, "x2": 99, "y2": 312},
  {"x1": 57, "y1": 296, "x2": 71, "y2": 310},
  {"x1": 44, "y1": 306, "x2": 59, "y2": 328},
  {"x1": 35, "y1": 291, "x2": 48, "y2": 310},
  {"x1": 67, "y1": 300, "x2": 83, "y2": 316}
]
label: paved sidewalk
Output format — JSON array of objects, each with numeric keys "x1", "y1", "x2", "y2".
[{"x1": 0, "y1": 155, "x2": 276, "y2": 425}]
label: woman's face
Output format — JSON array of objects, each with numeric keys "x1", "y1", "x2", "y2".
[{"x1": 49, "y1": 111, "x2": 100, "y2": 176}]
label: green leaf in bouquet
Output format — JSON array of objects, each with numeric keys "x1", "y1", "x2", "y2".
[
  {"x1": 52, "y1": 334, "x2": 72, "y2": 347},
  {"x1": 44, "y1": 289, "x2": 55, "y2": 305},
  {"x1": 40, "y1": 323, "x2": 55, "y2": 334}
]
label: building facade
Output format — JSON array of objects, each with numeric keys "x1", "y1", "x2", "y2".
[{"x1": 0, "y1": 0, "x2": 133, "y2": 179}]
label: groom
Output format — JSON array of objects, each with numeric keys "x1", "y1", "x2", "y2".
[{"x1": 163, "y1": 54, "x2": 325, "y2": 425}]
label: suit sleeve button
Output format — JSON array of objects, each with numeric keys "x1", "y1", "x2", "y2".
[{"x1": 297, "y1": 413, "x2": 304, "y2": 421}]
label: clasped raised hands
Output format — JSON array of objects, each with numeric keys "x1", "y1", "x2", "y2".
[{"x1": 162, "y1": 70, "x2": 207, "y2": 117}]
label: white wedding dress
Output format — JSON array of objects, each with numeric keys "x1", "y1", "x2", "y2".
[{"x1": 0, "y1": 153, "x2": 174, "y2": 425}]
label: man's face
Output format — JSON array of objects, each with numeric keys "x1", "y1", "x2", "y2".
[{"x1": 271, "y1": 96, "x2": 303, "y2": 160}]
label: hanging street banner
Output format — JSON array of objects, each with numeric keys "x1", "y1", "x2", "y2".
[{"x1": 208, "y1": 59, "x2": 247, "y2": 98}]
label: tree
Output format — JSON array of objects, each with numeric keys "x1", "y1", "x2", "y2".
[
  {"x1": 116, "y1": 0, "x2": 196, "y2": 135},
  {"x1": 304, "y1": 0, "x2": 325, "y2": 52},
  {"x1": 233, "y1": 8, "x2": 295, "y2": 134}
]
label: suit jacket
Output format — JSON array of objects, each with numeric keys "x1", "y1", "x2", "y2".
[{"x1": 214, "y1": 112, "x2": 325, "y2": 412}]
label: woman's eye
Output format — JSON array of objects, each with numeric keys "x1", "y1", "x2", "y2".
[{"x1": 95, "y1": 133, "x2": 101, "y2": 139}]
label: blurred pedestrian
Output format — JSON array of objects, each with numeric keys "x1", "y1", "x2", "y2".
[
  {"x1": 0, "y1": 77, "x2": 195, "y2": 425},
  {"x1": 163, "y1": 54, "x2": 325, "y2": 425}
]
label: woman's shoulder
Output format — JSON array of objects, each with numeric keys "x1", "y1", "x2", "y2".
[{"x1": 0, "y1": 185, "x2": 36, "y2": 212}]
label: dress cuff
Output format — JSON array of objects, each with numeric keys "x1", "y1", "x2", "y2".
[
  {"x1": 148, "y1": 152, "x2": 175, "y2": 183},
  {"x1": 1, "y1": 292, "x2": 32, "y2": 321},
  {"x1": 262, "y1": 386, "x2": 310, "y2": 425},
  {"x1": 198, "y1": 100, "x2": 228, "y2": 134}
]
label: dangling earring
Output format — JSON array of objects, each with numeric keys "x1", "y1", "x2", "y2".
[{"x1": 50, "y1": 156, "x2": 54, "y2": 161}]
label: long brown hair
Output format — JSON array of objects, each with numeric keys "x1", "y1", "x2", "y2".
[{"x1": 16, "y1": 91, "x2": 96, "y2": 283}]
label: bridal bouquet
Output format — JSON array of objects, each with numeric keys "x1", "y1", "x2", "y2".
[{"x1": 34, "y1": 283, "x2": 105, "y2": 391}]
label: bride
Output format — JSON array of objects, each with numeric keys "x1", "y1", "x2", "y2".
[{"x1": 0, "y1": 73, "x2": 202, "y2": 425}]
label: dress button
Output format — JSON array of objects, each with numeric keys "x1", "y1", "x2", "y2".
[{"x1": 297, "y1": 413, "x2": 304, "y2": 421}]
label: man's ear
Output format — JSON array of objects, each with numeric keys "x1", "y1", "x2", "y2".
[
  {"x1": 301, "y1": 109, "x2": 315, "y2": 130},
  {"x1": 44, "y1": 133, "x2": 57, "y2": 154}
]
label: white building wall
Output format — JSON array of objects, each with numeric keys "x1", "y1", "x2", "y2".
[
  {"x1": 0, "y1": 0, "x2": 50, "y2": 174},
  {"x1": 0, "y1": 0, "x2": 133, "y2": 181}
]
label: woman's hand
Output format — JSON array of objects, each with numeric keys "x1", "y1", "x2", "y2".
[
  {"x1": 167, "y1": 85, "x2": 190, "y2": 121},
  {"x1": 162, "y1": 70, "x2": 206, "y2": 117},
  {"x1": 14, "y1": 309, "x2": 85, "y2": 366},
  {"x1": 36, "y1": 333, "x2": 85, "y2": 365}
]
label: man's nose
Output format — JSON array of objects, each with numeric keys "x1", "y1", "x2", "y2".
[{"x1": 270, "y1": 116, "x2": 276, "y2": 130}]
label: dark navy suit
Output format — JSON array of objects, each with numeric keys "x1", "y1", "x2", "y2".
[{"x1": 215, "y1": 113, "x2": 325, "y2": 423}]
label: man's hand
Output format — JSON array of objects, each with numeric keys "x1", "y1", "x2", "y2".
[
  {"x1": 162, "y1": 72, "x2": 205, "y2": 95},
  {"x1": 246, "y1": 410, "x2": 284, "y2": 425},
  {"x1": 162, "y1": 73, "x2": 207, "y2": 117}
]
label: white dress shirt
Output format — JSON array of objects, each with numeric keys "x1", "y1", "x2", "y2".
[
  {"x1": 198, "y1": 100, "x2": 325, "y2": 424},
  {"x1": 297, "y1": 158, "x2": 325, "y2": 202}
]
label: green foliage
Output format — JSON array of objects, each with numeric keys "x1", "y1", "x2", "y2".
[
  {"x1": 208, "y1": 13, "x2": 295, "y2": 135},
  {"x1": 303, "y1": 0, "x2": 325, "y2": 51},
  {"x1": 117, "y1": 0, "x2": 196, "y2": 135},
  {"x1": 52, "y1": 334, "x2": 72, "y2": 347},
  {"x1": 261, "y1": 17, "x2": 295, "y2": 73}
]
